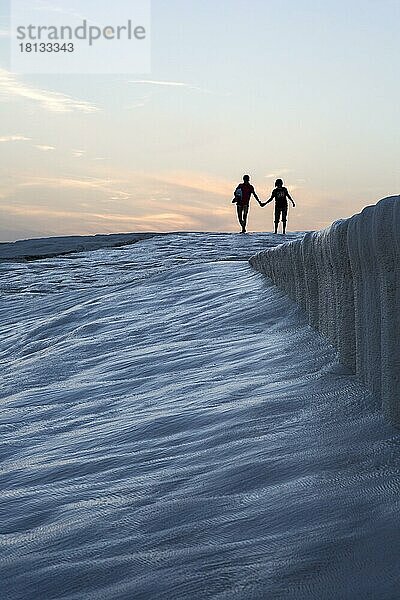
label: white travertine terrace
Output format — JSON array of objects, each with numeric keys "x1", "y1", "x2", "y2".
[{"x1": 249, "y1": 196, "x2": 400, "y2": 427}]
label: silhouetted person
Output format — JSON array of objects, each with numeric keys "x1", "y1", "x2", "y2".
[
  {"x1": 261, "y1": 178, "x2": 295, "y2": 234},
  {"x1": 232, "y1": 175, "x2": 261, "y2": 233}
]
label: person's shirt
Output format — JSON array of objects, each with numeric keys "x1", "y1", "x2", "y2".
[
  {"x1": 238, "y1": 182, "x2": 255, "y2": 203},
  {"x1": 272, "y1": 187, "x2": 289, "y2": 205}
]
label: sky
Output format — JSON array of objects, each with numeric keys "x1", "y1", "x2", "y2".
[{"x1": 0, "y1": 0, "x2": 399, "y2": 241}]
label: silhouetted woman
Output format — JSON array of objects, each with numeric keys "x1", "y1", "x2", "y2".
[{"x1": 261, "y1": 179, "x2": 295, "y2": 234}]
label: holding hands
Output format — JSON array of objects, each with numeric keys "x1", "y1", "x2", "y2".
[{"x1": 259, "y1": 198, "x2": 295, "y2": 208}]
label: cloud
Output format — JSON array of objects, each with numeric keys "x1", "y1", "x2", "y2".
[
  {"x1": 19, "y1": 176, "x2": 104, "y2": 189},
  {"x1": 34, "y1": 144, "x2": 56, "y2": 151},
  {"x1": 264, "y1": 168, "x2": 293, "y2": 179},
  {"x1": 130, "y1": 80, "x2": 190, "y2": 88},
  {"x1": 0, "y1": 165, "x2": 378, "y2": 239},
  {"x1": 0, "y1": 135, "x2": 31, "y2": 143},
  {"x1": 18, "y1": 175, "x2": 132, "y2": 201},
  {"x1": 125, "y1": 102, "x2": 146, "y2": 110},
  {"x1": 0, "y1": 203, "x2": 199, "y2": 233},
  {"x1": 72, "y1": 149, "x2": 86, "y2": 158},
  {"x1": 0, "y1": 169, "x2": 237, "y2": 237},
  {"x1": 128, "y1": 80, "x2": 220, "y2": 95},
  {"x1": 152, "y1": 170, "x2": 233, "y2": 197},
  {"x1": 110, "y1": 192, "x2": 131, "y2": 200},
  {"x1": 31, "y1": 1, "x2": 85, "y2": 19},
  {"x1": 95, "y1": 211, "x2": 198, "y2": 229},
  {"x1": 0, "y1": 68, "x2": 100, "y2": 113},
  {"x1": 16, "y1": 170, "x2": 234, "y2": 205}
]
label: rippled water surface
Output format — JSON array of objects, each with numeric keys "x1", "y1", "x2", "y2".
[{"x1": 1, "y1": 233, "x2": 400, "y2": 600}]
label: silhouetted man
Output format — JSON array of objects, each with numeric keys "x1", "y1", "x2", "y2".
[
  {"x1": 261, "y1": 178, "x2": 295, "y2": 234},
  {"x1": 232, "y1": 175, "x2": 261, "y2": 233}
]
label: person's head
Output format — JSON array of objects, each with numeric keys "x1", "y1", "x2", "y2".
[
  {"x1": 243, "y1": 175, "x2": 250, "y2": 183},
  {"x1": 275, "y1": 178, "x2": 283, "y2": 188}
]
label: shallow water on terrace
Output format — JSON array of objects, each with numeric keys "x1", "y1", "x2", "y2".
[{"x1": 1, "y1": 232, "x2": 400, "y2": 600}]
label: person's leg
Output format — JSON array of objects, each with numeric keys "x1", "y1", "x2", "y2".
[
  {"x1": 236, "y1": 204, "x2": 243, "y2": 229},
  {"x1": 282, "y1": 205, "x2": 288, "y2": 234},
  {"x1": 274, "y1": 206, "x2": 280, "y2": 234},
  {"x1": 242, "y1": 204, "x2": 249, "y2": 232}
]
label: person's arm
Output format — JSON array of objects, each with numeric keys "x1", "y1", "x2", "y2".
[
  {"x1": 260, "y1": 197, "x2": 273, "y2": 207},
  {"x1": 252, "y1": 189, "x2": 262, "y2": 205},
  {"x1": 286, "y1": 189, "x2": 295, "y2": 207},
  {"x1": 264, "y1": 189, "x2": 275, "y2": 205}
]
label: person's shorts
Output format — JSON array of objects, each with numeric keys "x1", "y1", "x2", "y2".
[{"x1": 275, "y1": 203, "x2": 288, "y2": 222}]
